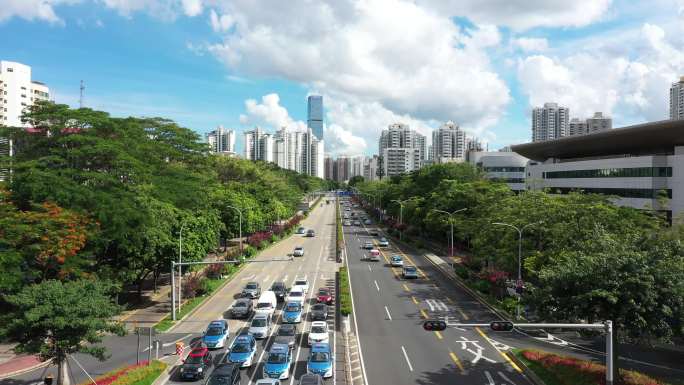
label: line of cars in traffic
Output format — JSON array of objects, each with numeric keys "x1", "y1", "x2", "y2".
[
  {"x1": 353, "y1": 219, "x2": 419, "y2": 279},
  {"x1": 179, "y1": 273, "x2": 335, "y2": 385}
]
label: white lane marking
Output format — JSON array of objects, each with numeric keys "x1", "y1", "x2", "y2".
[
  {"x1": 368, "y1": 265, "x2": 372, "y2": 272},
  {"x1": 484, "y1": 370, "x2": 495, "y2": 385},
  {"x1": 241, "y1": 273, "x2": 256, "y2": 281},
  {"x1": 343, "y1": 214, "x2": 370, "y2": 385},
  {"x1": 288, "y1": 229, "x2": 325, "y2": 385},
  {"x1": 384, "y1": 306, "x2": 392, "y2": 321},
  {"x1": 466, "y1": 348, "x2": 496, "y2": 364},
  {"x1": 297, "y1": 265, "x2": 302, "y2": 273},
  {"x1": 283, "y1": 274, "x2": 288, "y2": 282},
  {"x1": 401, "y1": 346, "x2": 414, "y2": 372},
  {"x1": 425, "y1": 299, "x2": 448, "y2": 312},
  {"x1": 499, "y1": 371, "x2": 517, "y2": 385},
  {"x1": 374, "y1": 280, "x2": 380, "y2": 292},
  {"x1": 263, "y1": 275, "x2": 270, "y2": 283}
]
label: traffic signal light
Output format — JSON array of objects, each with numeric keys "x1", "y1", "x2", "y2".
[
  {"x1": 422, "y1": 319, "x2": 447, "y2": 331},
  {"x1": 490, "y1": 320, "x2": 514, "y2": 332}
]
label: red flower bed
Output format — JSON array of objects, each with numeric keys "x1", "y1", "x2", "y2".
[
  {"x1": 247, "y1": 231, "x2": 273, "y2": 248},
  {"x1": 87, "y1": 362, "x2": 149, "y2": 385},
  {"x1": 520, "y1": 350, "x2": 664, "y2": 385}
]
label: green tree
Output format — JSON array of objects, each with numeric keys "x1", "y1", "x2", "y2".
[
  {"x1": 347, "y1": 175, "x2": 365, "y2": 188},
  {"x1": 0, "y1": 279, "x2": 125, "y2": 385}
]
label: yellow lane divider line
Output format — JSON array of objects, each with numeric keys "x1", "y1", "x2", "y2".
[
  {"x1": 403, "y1": 284, "x2": 410, "y2": 292},
  {"x1": 475, "y1": 327, "x2": 522, "y2": 373},
  {"x1": 411, "y1": 296, "x2": 419, "y2": 305},
  {"x1": 419, "y1": 309, "x2": 429, "y2": 319},
  {"x1": 449, "y1": 350, "x2": 466, "y2": 374},
  {"x1": 434, "y1": 331, "x2": 443, "y2": 340}
]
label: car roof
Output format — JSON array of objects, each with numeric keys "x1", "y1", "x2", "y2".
[
  {"x1": 234, "y1": 335, "x2": 253, "y2": 343},
  {"x1": 189, "y1": 346, "x2": 209, "y2": 357},
  {"x1": 209, "y1": 320, "x2": 226, "y2": 327},
  {"x1": 246, "y1": 281, "x2": 259, "y2": 285},
  {"x1": 311, "y1": 321, "x2": 327, "y2": 327},
  {"x1": 294, "y1": 276, "x2": 307, "y2": 281},
  {"x1": 213, "y1": 363, "x2": 239, "y2": 375},
  {"x1": 236, "y1": 298, "x2": 251, "y2": 303},
  {"x1": 310, "y1": 342, "x2": 331, "y2": 352},
  {"x1": 253, "y1": 313, "x2": 269, "y2": 319},
  {"x1": 279, "y1": 324, "x2": 296, "y2": 331},
  {"x1": 269, "y1": 344, "x2": 289, "y2": 353},
  {"x1": 392, "y1": 255, "x2": 402, "y2": 259},
  {"x1": 271, "y1": 281, "x2": 285, "y2": 287},
  {"x1": 299, "y1": 374, "x2": 322, "y2": 384},
  {"x1": 285, "y1": 301, "x2": 302, "y2": 307},
  {"x1": 312, "y1": 303, "x2": 326, "y2": 308},
  {"x1": 295, "y1": 246, "x2": 303, "y2": 249}
]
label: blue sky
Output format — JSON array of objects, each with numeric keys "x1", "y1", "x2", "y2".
[{"x1": 1, "y1": 0, "x2": 682, "y2": 156}]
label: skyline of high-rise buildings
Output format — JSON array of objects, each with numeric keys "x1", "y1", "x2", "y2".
[
  {"x1": 532, "y1": 102, "x2": 569, "y2": 142},
  {"x1": 432, "y1": 121, "x2": 466, "y2": 163},
  {"x1": 206, "y1": 125, "x2": 236, "y2": 155}
]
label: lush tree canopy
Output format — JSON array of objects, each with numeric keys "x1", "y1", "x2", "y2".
[
  {"x1": 355, "y1": 162, "x2": 684, "y2": 343},
  {"x1": 0, "y1": 101, "x2": 326, "y2": 303}
]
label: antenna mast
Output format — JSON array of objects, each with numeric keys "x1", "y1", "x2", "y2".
[{"x1": 79, "y1": 80, "x2": 85, "y2": 108}]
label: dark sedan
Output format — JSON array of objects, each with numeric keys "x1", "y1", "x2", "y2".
[
  {"x1": 271, "y1": 281, "x2": 288, "y2": 302},
  {"x1": 273, "y1": 324, "x2": 297, "y2": 351},
  {"x1": 310, "y1": 303, "x2": 328, "y2": 321},
  {"x1": 179, "y1": 346, "x2": 212, "y2": 380}
]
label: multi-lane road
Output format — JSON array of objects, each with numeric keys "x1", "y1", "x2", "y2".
[{"x1": 342, "y1": 201, "x2": 530, "y2": 385}]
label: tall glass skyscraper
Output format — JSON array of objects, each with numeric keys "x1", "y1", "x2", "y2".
[{"x1": 307, "y1": 95, "x2": 324, "y2": 141}]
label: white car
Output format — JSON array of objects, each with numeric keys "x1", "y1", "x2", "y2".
[
  {"x1": 286, "y1": 287, "x2": 306, "y2": 305},
  {"x1": 308, "y1": 321, "x2": 329, "y2": 346},
  {"x1": 293, "y1": 246, "x2": 304, "y2": 257},
  {"x1": 293, "y1": 277, "x2": 309, "y2": 294},
  {"x1": 249, "y1": 313, "x2": 272, "y2": 339}
]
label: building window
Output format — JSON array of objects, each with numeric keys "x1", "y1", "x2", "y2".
[
  {"x1": 484, "y1": 166, "x2": 525, "y2": 172},
  {"x1": 544, "y1": 167, "x2": 672, "y2": 179},
  {"x1": 551, "y1": 187, "x2": 672, "y2": 199},
  {"x1": 7, "y1": 68, "x2": 13, "y2": 72}
]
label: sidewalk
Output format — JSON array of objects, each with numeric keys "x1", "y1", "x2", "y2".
[{"x1": 0, "y1": 349, "x2": 50, "y2": 380}]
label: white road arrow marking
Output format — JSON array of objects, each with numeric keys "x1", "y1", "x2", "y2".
[
  {"x1": 498, "y1": 371, "x2": 517, "y2": 385},
  {"x1": 484, "y1": 370, "x2": 495, "y2": 385}
]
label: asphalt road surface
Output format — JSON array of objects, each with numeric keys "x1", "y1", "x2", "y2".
[{"x1": 343, "y1": 205, "x2": 530, "y2": 385}]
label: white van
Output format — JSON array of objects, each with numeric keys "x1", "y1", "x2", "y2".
[{"x1": 254, "y1": 291, "x2": 277, "y2": 317}]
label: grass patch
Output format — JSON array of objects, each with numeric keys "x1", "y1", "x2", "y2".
[
  {"x1": 339, "y1": 266, "x2": 352, "y2": 316},
  {"x1": 78, "y1": 360, "x2": 167, "y2": 385},
  {"x1": 512, "y1": 349, "x2": 670, "y2": 385}
]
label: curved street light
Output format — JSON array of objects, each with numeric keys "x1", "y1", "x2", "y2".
[
  {"x1": 391, "y1": 197, "x2": 419, "y2": 240},
  {"x1": 431, "y1": 208, "x2": 468, "y2": 262},
  {"x1": 226, "y1": 205, "x2": 243, "y2": 256}
]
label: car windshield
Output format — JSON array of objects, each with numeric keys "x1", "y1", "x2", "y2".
[
  {"x1": 251, "y1": 318, "x2": 267, "y2": 327},
  {"x1": 318, "y1": 289, "x2": 328, "y2": 296},
  {"x1": 289, "y1": 291, "x2": 302, "y2": 298},
  {"x1": 256, "y1": 303, "x2": 272, "y2": 309},
  {"x1": 312, "y1": 304, "x2": 325, "y2": 311},
  {"x1": 267, "y1": 352, "x2": 287, "y2": 364},
  {"x1": 207, "y1": 327, "x2": 223, "y2": 336},
  {"x1": 405, "y1": 267, "x2": 416, "y2": 272},
  {"x1": 310, "y1": 352, "x2": 329, "y2": 362},
  {"x1": 231, "y1": 342, "x2": 251, "y2": 353},
  {"x1": 295, "y1": 247, "x2": 303, "y2": 250},
  {"x1": 246, "y1": 283, "x2": 258, "y2": 289},
  {"x1": 207, "y1": 375, "x2": 232, "y2": 385},
  {"x1": 311, "y1": 325, "x2": 326, "y2": 333},
  {"x1": 295, "y1": 280, "x2": 307, "y2": 286},
  {"x1": 278, "y1": 327, "x2": 295, "y2": 336},
  {"x1": 272, "y1": 283, "x2": 284, "y2": 290},
  {"x1": 233, "y1": 302, "x2": 247, "y2": 308},
  {"x1": 285, "y1": 303, "x2": 301, "y2": 312},
  {"x1": 185, "y1": 355, "x2": 204, "y2": 364}
]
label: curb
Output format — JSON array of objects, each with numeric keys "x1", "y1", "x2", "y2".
[
  {"x1": 0, "y1": 357, "x2": 52, "y2": 380},
  {"x1": 508, "y1": 352, "x2": 546, "y2": 385}
]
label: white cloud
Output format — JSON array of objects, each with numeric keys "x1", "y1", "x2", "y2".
[
  {"x1": 181, "y1": 0, "x2": 203, "y2": 16},
  {"x1": 422, "y1": 0, "x2": 612, "y2": 31},
  {"x1": 207, "y1": 0, "x2": 510, "y2": 143},
  {"x1": 517, "y1": 23, "x2": 684, "y2": 124},
  {"x1": 325, "y1": 124, "x2": 368, "y2": 156},
  {"x1": 0, "y1": 0, "x2": 80, "y2": 24},
  {"x1": 239, "y1": 93, "x2": 308, "y2": 131},
  {"x1": 209, "y1": 9, "x2": 233, "y2": 32},
  {"x1": 512, "y1": 37, "x2": 548, "y2": 52}
]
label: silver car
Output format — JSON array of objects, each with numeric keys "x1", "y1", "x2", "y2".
[{"x1": 249, "y1": 313, "x2": 272, "y2": 339}]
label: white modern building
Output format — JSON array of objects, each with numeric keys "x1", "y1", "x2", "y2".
[
  {"x1": 363, "y1": 155, "x2": 380, "y2": 181},
  {"x1": 432, "y1": 121, "x2": 466, "y2": 163},
  {"x1": 0, "y1": 61, "x2": 50, "y2": 181},
  {"x1": 206, "y1": 125, "x2": 236, "y2": 155},
  {"x1": 244, "y1": 127, "x2": 273, "y2": 162},
  {"x1": 468, "y1": 150, "x2": 528, "y2": 191},
  {"x1": 382, "y1": 147, "x2": 421, "y2": 177},
  {"x1": 670, "y1": 76, "x2": 684, "y2": 120},
  {"x1": 568, "y1": 112, "x2": 612, "y2": 136},
  {"x1": 379, "y1": 123, "x2": 426, "y2": 176},
  {"x1": 269, "y1": 127, "x2": 324, "y2": 178},
  {"x1": 513, "y1": 120, "x2": 684, "y2": 222},
  {"x1": 532, "y1": 102, "x2": 569, "y2": 142}
]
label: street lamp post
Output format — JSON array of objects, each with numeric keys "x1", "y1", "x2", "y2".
[
  {"x1": 226, "y1": 205, "x2": 243, "y2": 256},
  {"x1": 431, "y1": 208, "x2": 468, "y2": 261},
  {"x1": 491, "y1": 221, "x2": 542, "y2": 319},
  {"x1": 175, "y1": 222, "x2": 186, "y2": 321},
  {"x1": 392, "y1": 197, "x2": 418, "y2": 241}
]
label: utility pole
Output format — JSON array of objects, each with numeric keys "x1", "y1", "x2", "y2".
[
  {"x1": 432, "y1": 208, "x2": 467, "y2": 261},
  {"x1": 79, "y1": 80, "x2": 85, "y2": 109}
]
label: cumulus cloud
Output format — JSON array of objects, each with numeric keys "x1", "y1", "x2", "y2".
[
  {"x1": 325, "y1": 124, "x2": 368, "y2": 156},
  {"x1": 206, "y1": 0, "x2": 510, "y2": 153},
  {"x1": 517, "y1": 23, "x2": 684, "y2": 124},
  {"x1": 181, "y1": 0, "x2": 203, "y2": 16},
  {"x1": 422, "y1": 0, "x2": 612, "y2": 31},
  {"x1": 512, "y1": 37, "x2": 548, "y2": 52},
  {"x1": 209, "y1": 9, "x2": 233, "y2": 32},
  {"x1": 0, "y1": 0, "x2": 80, "y2": 24},
  {"x1": 239, "y1": 93, "x2": 308, "y2": 131}
]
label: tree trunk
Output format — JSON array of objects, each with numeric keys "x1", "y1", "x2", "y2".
[{"x1": 56, "y1": 356, "x2": 70, "y2": 385}]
